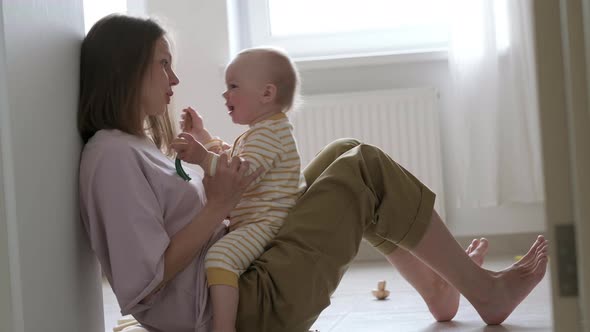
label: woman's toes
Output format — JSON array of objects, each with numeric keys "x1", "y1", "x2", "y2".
[{"x1": 467, "y1": 239, "x2": 479, "y2": 255}]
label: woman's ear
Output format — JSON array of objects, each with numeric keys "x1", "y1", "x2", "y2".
[{"x1": 261, "y1": 84, "x2": 277, "y2": 104}]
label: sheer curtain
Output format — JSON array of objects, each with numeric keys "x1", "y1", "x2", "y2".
[{"x1": 447, "y1": 0, "x2": 544, "y2": 207}]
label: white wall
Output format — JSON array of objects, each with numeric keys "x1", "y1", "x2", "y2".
[
  {"x1": 0, "y1": 0, "x2": 103, "y2": 331},
  {"x1": 127, "y1": 0, "x2": 147, "y2": 16},
  {"x1": 146, "y1": 0, "x2": 244, "y2": 143},
  {"x1": 144, "y1": 1, "x2": 545, "y2": 237}
]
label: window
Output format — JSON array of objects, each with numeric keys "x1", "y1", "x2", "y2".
[{"x1": 238, "y1": 0, "x2": 451, "y2": 59}]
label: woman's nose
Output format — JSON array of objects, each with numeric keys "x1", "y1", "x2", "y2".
[{"x1": 170, "y1": 70, "x2": 180, "y2": 86}]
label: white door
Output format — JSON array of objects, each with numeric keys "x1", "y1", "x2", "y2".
[{"x1": 533, "y1": 0, "x2": 590, "y2": 331}]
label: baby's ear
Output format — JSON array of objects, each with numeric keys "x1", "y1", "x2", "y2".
[{"x1": 261, "y1": 83, "x2": 277, "y2": 103}]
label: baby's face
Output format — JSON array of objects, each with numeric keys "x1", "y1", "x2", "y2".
[{"x1": 222, "y1": 55, "x2": 270, "y2": 125}]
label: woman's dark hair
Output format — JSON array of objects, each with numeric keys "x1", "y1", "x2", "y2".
[{"x1": 78, "y1": 14, "x2": 176, "y2": 155}]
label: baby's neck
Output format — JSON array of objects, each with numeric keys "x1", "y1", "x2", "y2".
[{"x1": 248, "y1": 107, "x2": 283, "y2": 126}]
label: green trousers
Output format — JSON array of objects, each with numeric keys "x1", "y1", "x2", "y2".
[{"x1": 237, "y1": 139, "x2": 436, "y2": 332}]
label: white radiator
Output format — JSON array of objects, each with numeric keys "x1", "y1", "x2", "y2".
[{"x1": 291, "y1": 88, "x2": 446, "y2": 218}]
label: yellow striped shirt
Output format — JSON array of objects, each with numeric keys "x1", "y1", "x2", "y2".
[{"x1": 203, "y1": 112, "x2": 306, "y2": 230}]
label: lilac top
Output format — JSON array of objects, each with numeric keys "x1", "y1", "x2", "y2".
[{"x1": 79, "y1": 129, "x2": 225, "y2": 332}]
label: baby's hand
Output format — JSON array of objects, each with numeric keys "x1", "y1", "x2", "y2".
[
  {"x1": 180, "y1": 107, "x2": 204, "y2": 133},
  {"x1": 180, "y1": 107, "x2": 212, "y2": 143},
  {"x1": 170, "y1": 133, "x2": 208, "y2": 165}
]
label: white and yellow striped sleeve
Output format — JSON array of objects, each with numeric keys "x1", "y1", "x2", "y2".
[
  {"x1": 204, "y1": 137, "x2": 232, "y2": 154},
  {"x1": 238, "y1": 127, "x2": 283, "y2": 185},
  {"x1": 201, "y1": 151, "x2": 221, "y2": 177},
  {"x1": 200, "y1": 137, "x2": 232, "y2": 176}
]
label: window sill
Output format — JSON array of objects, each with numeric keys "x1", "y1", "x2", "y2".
[{"x1": 294, "y1": 49, "x2": 448, "y2": 71}]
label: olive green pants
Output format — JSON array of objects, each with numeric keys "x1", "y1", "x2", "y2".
[{"x1": 237, "y1": 139, "x2": 436, "y2": 332}]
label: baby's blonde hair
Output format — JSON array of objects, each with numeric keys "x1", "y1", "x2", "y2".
[{"x1": 236, "y1": 47, "x2": 301, "y2": 112}]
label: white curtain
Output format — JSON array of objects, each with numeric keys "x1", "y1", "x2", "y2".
[{"x1": 447, "y1": 0, "x2": 544, "y2": 207}]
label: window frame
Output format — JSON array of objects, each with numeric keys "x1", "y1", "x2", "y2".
[{"x1": 239, "y1": 0, "x2": 450, "y2": 60}]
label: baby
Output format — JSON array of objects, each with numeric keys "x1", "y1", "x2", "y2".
[{"x1": 171, "y1": 47, "x2": 305, "y2": 332}]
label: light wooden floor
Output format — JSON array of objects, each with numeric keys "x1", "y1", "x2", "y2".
[{"x1": 102, "y1": 256, "x2": 552, "y2": 332}]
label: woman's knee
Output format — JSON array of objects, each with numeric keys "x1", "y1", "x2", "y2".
[
  {"x1": 323, "y1": 138, "x2": 362, "y2": 155},
  {"x1": 314, "y1": 138, "x2": 363, "y2": 162},
  {"x1": 357, "y1": 142, "x2": 387, "y2": 157},
  {"x1": 304, "y1": 138, "x2": 363, "y2": 184}
]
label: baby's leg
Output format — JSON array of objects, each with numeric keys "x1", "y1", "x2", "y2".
[
  {"x1": 205, "y1": 222, "x2": 280, "y2": 331},
  {"x1": 209, "y1": 285, "x2": 238, "y2": 332}
]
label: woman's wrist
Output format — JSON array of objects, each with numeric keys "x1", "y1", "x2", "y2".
[{"x1": 203, "y1": 197, "x2": 234, "y2": 219}]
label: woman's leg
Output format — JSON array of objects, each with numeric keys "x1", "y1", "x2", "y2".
[
  {"x1": 350, "y1": 143, "x2": 548, "y2": 325},
  {"x1": 385, "y1": 238, "x2": 489, "y2": 322},
  {"x1": 238, "y1": 139, "x2": 459, "y2": 330},
  {"x1": 408, "y1": 210, "x2": 548, "y2": 325},
  {"x1": 237, "y1": 140, "x2": 548, "y2": 331}
]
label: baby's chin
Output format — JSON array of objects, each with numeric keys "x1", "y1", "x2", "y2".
[{"x1": 229, "y1": 115, "x2": 248, "y2": 125}]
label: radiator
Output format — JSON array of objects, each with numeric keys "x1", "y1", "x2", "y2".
[{"x1": 291, "y1": 87, "x2": 446, "y2": 218}]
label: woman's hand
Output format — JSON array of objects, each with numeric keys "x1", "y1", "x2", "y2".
[
  {"x1": 180, "y1": 107, "x2": 212, "y2": 143},
  {"x1": 170, "y1": 133, "x2": 208, "y2": 165},
  {"x1": 203, "y1": 154, "x2": 263, "y2": 215}
]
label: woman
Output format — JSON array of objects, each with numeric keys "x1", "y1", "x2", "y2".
[{"x1": 78, "y1": 14, "x2": 548, "y2": 332}]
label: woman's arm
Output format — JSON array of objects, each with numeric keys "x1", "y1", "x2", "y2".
[
  {"x1": 146, "y1": 155, "x2": 263, "y2": 298},
  {"x1": 160, "y1": 202, "x2": 228, "y2": 285}
]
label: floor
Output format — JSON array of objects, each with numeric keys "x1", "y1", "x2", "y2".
[{"x1": 102, "y1": 256, "x2": 553, "y2": 332}]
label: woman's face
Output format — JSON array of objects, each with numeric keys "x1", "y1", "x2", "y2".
[{"x1": 140, "y1": 37, "x2": 180, "y2": 118}]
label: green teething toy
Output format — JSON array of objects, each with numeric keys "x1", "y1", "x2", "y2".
[{"x1": 175, "y1": 158, "x2": 192, "y2": 181}]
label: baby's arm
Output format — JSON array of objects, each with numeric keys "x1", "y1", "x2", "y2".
[
  {"x1": 181, "y1": 107, "x2": 232, "y2": 152},
  {"x1": 203, "y1": 138, "x2": 232, "y2": 154},
  {"x1": 170, "y1": 133, "x2": 211, "y2": 167},
  {"x1": 170, "y1": 133, "x2": 233, "y2": 176},
  {"x1": 213, "y1": 127, "x2": 283, "y2": 185},
  {"x1": 180, "y1": 107, "x2": 212, "y2": 144}
]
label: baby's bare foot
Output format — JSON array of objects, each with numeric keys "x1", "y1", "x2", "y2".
[{"x1": 473, "y1": 236, "x2": 548, "y2": 325}]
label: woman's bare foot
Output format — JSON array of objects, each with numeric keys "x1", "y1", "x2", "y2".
[
  {"x1": 471, "y1": 235, "x2": 548, "y2": 325},
  {"x1": 425, "y1": 238, "x2": 490, "y2": 321},
  {"x1": 466, "y1": 238, "x2": 489, "y2": 266}
]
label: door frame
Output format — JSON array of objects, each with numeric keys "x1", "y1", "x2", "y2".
[
  {"x1": 534, "y1": 0, "x2": 590, "y2": 330},
  {"x1": 0, "y1": 2, "x2": 18, "y2": 331}
]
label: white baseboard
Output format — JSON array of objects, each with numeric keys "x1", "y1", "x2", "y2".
[
  {"x1": 353, "y1": 232, "x2": 545, "y2": 262},
  {"x1": 447, "y1": 202, "x2": 546, "y2": 237}
]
